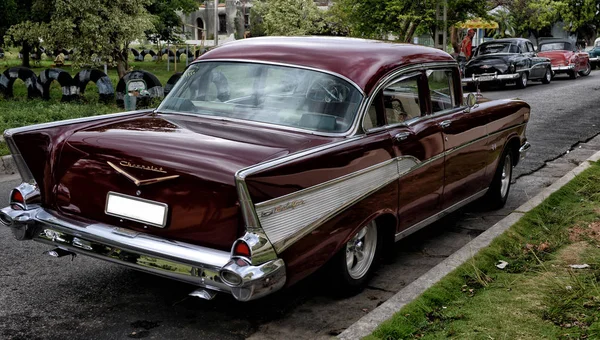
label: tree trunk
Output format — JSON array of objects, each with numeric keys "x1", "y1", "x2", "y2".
[
  {"x1": 450, "y1": 27, "x2": 460, "y2": 54},
  {"x1": 115, "y1": 45, "x2": 129, "y2": 79},
  {"x1": 403, "y1": 20, "x2": 419, "y2": 43},
  {"x1": 21, "y1": 42, "x2": 30, "y2": 68}
]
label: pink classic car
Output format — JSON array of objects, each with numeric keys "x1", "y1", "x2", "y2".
[
  {"x1": 1, "y1": 37, "x2": 531, "y2": 301},
  {"x1": 537, "y1": 38, "x2": 591, "y2": 78}
]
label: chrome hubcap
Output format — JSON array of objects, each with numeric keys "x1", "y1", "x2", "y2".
[
  {"x1": 546, "y1": 70, "x2": 551, "y2": 81},
  {"x1": 522, "y1": 74, "x2": 527, "y2": 86},
  {"x1": 500, "y1": 154, "x2": 512, "y2": 198},
  {"x1": 345, "y1": 221, "x2": 377, "y2": 280}
]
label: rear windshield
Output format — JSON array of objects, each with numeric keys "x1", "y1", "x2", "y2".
[
  {"x1": 158, "y1": 62, "x2": 363, "y2": 133},
  {"x1": 475, "y1": 42, "x2": 518, "y2": 56},
  {"x1": 539, "y1": 42, "x2": 571, "y2": 51}
]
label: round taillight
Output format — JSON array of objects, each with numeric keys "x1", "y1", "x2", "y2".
[{"x1": 233, "y1": 241, "x2": 251, "y2": 258}]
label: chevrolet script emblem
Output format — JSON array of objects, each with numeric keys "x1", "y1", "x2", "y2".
[{"x1": 107, "y1": 161, "x2": 179, "y2": 187}]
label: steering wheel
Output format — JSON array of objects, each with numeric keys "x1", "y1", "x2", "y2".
[{"x1": 306, "y1": 79, "x2": 349, "y2": 102}]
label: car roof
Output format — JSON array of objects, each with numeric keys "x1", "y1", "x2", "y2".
[
  {"x1": 196, "y1": 36, "x2": 455, "y2": 95},
  {"x1": 538, "y1": 38, "x2": 571, "y2": 45},
  {"x1": 482, "y1": 38, "x2": 530, "y2": 44}
]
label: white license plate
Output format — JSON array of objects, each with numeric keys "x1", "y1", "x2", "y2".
[
  {"x1": 105, "y1": 192, "x2": 168, "y2": 227},
  {"x1": 477, "y1": 76, "x2": 495, "y2": 82}
]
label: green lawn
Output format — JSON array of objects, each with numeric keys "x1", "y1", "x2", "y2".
[{"x1": 368, "y1": 161, "x2": 600, "y2": 339}]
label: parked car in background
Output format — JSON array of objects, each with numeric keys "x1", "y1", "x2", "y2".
[
  {"x1": 587, "y1": 39, "x2": 600, "y2": 69},
  {"x1": 537, "y1": 38, "x2": 591, "y2": 79},
  {"x1": 1, "y1": 37, "x2": 531, "y2": 302},
  {"x1": 463, "y1": 38, "x2": 552, "y2": 90}
]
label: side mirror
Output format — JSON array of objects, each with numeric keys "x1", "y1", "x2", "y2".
[{"x1": 465, "y1": 93, "x2": 477, "y2": 113}]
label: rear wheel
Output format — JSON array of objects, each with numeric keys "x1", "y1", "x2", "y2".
[
  {"x1": 541, "y1": 67, "x2": 552, "y2": 84},
  {"x1": 516, "y1": 72, "x2": 528, "y2": 89},
  {"x1": 331, "y1": 220, "x2": 380, "y2": 294},
  {"x1": 579, "y1": 62, "x2": 591, "y2": 76},
  {"x1": 485, "y1": 148, "x2": 513, "y2": 209}
]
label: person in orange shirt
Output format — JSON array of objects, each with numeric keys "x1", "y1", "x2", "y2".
[{"x1": 460, "y1": 29, "x2": 476, "y2": 60}]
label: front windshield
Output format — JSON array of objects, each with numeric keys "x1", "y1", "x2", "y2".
[
  {"x1": 539, "y1": 42, "x2": 570, "y2": 51},
  {"x1": 158, "y1": 62, "x2": 363, "y2": 133},
  {"x1": 476, "y1": 42, "x2": 518, "y2": 56}
]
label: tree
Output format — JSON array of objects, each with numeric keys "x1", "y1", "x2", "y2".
[
  {"x1": 0, "y1": 0, "x2": 18, "y2": 47},
  {"x1": 145, "y1": 0, "x2": 198, "y2": 47},
  {"x1": 2, "y1": 0, "x2": 54, "y2": 67},
  {"x1": 250, "y1": 0, "x2": 324, "y2": 36},
  {"x1": 45, "y1": 0, "x2": 154, "y2": 78},
  {"x1": 332, "y1": 0, "x2": 487, "y2": 44}
]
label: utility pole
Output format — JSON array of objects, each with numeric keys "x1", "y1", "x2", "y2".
[
  {"x1": 435, "y1": 0, "x2": 448, "y2": 51},
  {"x1": 214, "y1": 0, "x2": 219, "y2": 46}
]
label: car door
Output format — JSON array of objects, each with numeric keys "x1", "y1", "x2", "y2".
[
  {"x1": 363, "y1": 70, "x2": 445, "y2": 233},
  {"x1": 425, "y1": 67, "x2": 490, "y2": 209}
]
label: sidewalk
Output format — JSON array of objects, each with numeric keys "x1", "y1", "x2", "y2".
[{"x1": 339, "y1": 134, "x2": 600, "y2": 339}]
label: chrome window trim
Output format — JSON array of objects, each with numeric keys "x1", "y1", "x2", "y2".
[
  {"x1": 159, "y1": 111, "x2": 352, "y2": 138},
  {"x1": 361, "y1": 61, "x2": 459, "y2": 134},
  {"x1": 164, "y1": 59, "x2": 367, "y2": 138}
]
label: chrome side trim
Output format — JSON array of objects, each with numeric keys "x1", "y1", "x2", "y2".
[
  {"x1": 4, "y1": 135, "x2": 35, "y2": 183},
  {"x1": 394, "y1": 188, "x2": 488, "y2": 242},
  {"x1": 255, "y1": 157, "x2": 419, "y2": 252},
  {"x1": 3, "y1": 109, "x2": 151, "y2": 137}
]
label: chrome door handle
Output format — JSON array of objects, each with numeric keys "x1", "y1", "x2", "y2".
[
  {"x1": 394, "y1": 132, "x2": 411, "y2": 142},
  {"x1": 439, "y1": 120, "x2": 451, "y2": 128}
]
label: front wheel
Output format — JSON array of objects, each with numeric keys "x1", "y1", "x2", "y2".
[
  {"x1": 541, "y1": 67, "x2": 552, "y2": 84},
  {"x1": 568, "y1": 70, "x2": 578, "y2": 79},
  {"x1": 485, "y1": 149, "x2": 513, "y2": 209},
  {"x1": 516, "y1": 72, "x2": 528, "y2": 89},
  {"x1": 579, "y1": 62, "x2": 591, "y2": 76},
  {"x1": 330, "y1": 220, "x2": 380, "y2": 294}
]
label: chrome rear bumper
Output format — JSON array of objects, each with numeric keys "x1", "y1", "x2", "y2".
[
  {"x1": 551, "y1": 65, "x2": 575, "y2": 71},
  {"x1": 0, "y1": 206, "x2": 286, "y2": 301}
]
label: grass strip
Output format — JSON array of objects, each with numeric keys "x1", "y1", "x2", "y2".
[{"x1": 367, "y1": 161, "x2": 600, "y2": 339}]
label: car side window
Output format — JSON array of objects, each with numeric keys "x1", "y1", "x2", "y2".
[
  {"x1": 527, "y1": 42, "x2": 535, "y2": 53},
  {"x1": 383, "y1": 75, "x2": 422, "y2": 125},
  {"x1": 426, "y1": 69, "x2": 456, "y2": 113}
]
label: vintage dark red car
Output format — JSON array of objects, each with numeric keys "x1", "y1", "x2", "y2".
[
  {"x1": 1, "y1": 37, "x2": 531, "y2": 301},
  {"x1": 537, "y1": 38, "x2": 591, "y2": 78}
]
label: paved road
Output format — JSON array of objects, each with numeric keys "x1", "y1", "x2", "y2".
[{"x1": 1, "y1": 72, "x2": 600, "y2": 340}]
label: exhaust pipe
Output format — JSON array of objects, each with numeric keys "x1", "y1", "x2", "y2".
[
  {"x1": 189, "y1": 288, "x2": 218, "y2": 300},
  {"x1": 43, "y1": 248, "x2": 77, "y2": 260}
]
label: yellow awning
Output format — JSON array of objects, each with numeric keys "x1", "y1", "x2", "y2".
[{"x1": 456, "y1": 18, "x2": 499, "y2": 29}]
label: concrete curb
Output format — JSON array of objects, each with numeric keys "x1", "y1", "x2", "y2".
[
  {"x1": 1, "y1": 155, "x2": 16, "y2": 176},
  {"x1": 338, "y1": 150, "x2": 600, "y2": 340}
]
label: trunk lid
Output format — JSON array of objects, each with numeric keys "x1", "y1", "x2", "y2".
[
  {"x1": 55, "y1": 113, "x2": 333, "y2": 250},
  {"x1": 537, "y1": 51, "x2": 570, "y2": 66}
]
